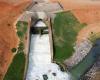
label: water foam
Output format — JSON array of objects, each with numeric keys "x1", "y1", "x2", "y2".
[{"x1": 26, "y1": 63, "x2": 71, "y2": 80}]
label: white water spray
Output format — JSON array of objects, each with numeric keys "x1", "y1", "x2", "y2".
[{"x1": 26, "y1": 34, "x2": 71, "y2": 80}]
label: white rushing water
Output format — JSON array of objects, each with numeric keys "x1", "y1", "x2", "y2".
[
  {"x1": 29, "y1": 34, "x2": 51, "y2": 66},
  {"x1": 26, "y1": 34, "x2": 71, "y2": 80},
  {"x1": 26, "y1": 63, "x2": 71, "y2": 80}
]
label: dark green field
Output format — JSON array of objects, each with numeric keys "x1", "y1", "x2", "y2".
[
  {"x1": 52, "y1": 11, "x2": 87, "y2": 63},
  {"x1": 4, "y1": 52, "x2": 26, "y2": 80}
]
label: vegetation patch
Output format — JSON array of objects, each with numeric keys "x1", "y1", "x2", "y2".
[
  {"x1": 18, "y1": 42, "x2": 25, "y2": 52},
  {"x1": 52, "y1": 11, "x2": 86, "y2": 63},
  {"x1": 4, "y1": 52, "x2": 26, "y2": 80},
  {"x1": 16, "y1": 21, "x2": 28, "y2": 39},
  {"x1": 11, "y1": 48, "x2": 17, "y2": 53},
  {"x1": 88, "y1": 32, "x2": 100, "y2": 44},
  {"x1": 4, "y1": 21, "x2": 28, "y2": 80}
]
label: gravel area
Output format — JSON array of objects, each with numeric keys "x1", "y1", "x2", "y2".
[
  {"x1": 81, "y1": 57, "x2": 100, "y2": 80},
  {"x1": 64, "y1": 40, "x2": 92, "y2": 67}
]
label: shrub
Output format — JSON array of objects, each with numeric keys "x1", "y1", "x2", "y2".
[
  {"x1": 89, "y1": 32, "x2": 100, "y2": 44},
  {"x1": 11, "y1": 48, "x2": 17, "y2": 53},
  {"x1": 17, "y1": 31, "x2": 24, "y2": 38},
  {"x1": 16, "y1": 21, "x2": 28, "y2": 40}
]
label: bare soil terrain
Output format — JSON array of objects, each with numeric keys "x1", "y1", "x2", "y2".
[
  {"x1": 0, "y1": 1, "x2": 31, "y2": 80},
  {"x1": 0, "y1": 0, "x2": 31, "y2": 5},
  {"x1": 72, "y1": 9, "x2": 100, "y2": 24},
  {"x1": 72, "y1": 9, "x2": 100, "y2": 44},
  {"x1": 51, "y1": 0, "x2": 100, "y2": 10},
  {"x1": 76, "y1": 23, "x2": 100, "y2": 44}
]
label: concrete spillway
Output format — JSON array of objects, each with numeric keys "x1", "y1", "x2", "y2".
[
  {"x1": 26, "y1": 19, "x2": 100, "y2": 80},
  {"x1": 29, "y1": 34, "x2": 51, "y2": 66},
  {"x1": 26, "y1": 34, "x2": 70, "y2": 80}
]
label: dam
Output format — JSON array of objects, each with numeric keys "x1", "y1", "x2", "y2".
[
  {"x1": 25, "y1": 18, "x2": 100, "y2": 80},
  {"x1": 26, "y1": 19, "x2": 70, "y2": 80}
]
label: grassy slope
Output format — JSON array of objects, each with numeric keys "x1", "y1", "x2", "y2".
[
  {"x1": 4, "y1": 21, "x2": 28, "y2": 80},
  {"x1": 53, "y1": 11, "x2": 86, "y2": 62},
  {"x1": 4, "y1": 53, "x2": 26, "y2": 80}
]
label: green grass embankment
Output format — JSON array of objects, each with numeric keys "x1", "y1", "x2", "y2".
[{"x1": 53, "y1": 11, "x2": 87, "y2": 63}]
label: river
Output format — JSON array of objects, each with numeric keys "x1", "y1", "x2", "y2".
[{"x1": 70, "y1": 39, "x2": 100, "y2": 80}]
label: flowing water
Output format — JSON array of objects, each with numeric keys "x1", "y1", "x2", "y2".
[
  {"x1": 26, "y1": 22, "x2": 100, "y2": 80},
  {"x1": 26, "y1": 34, "x2": 71, "y2": 80},
  {"x1": 26, "y1": 32, "x2": 100, "y2": 80}
]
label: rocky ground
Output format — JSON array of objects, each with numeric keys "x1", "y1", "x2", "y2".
[
  {"x1": 81, "y1": 57, "x2": 100, "y2": 80},
  {"x1": 64, "y1": 40, "x2": 92, "y2": 67}
]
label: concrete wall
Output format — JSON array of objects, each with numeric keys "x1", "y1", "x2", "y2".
[{"x1": 27, "y1": 2, "x2": 63, "y2": 13}]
